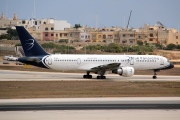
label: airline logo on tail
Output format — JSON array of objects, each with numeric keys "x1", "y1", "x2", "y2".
[{"x1": 25, "y1": 39, "x2": 34, "y2": 50}]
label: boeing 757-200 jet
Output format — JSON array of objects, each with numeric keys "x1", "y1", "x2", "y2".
[{"x1": 16, "y1": 26, "x2": 174, "y2": 79}]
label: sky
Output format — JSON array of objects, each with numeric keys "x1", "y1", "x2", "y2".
[{"x1": 0, "y1": 0, "x2": 180, "y2": 30}]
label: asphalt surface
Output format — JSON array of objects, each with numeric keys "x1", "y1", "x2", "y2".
[
  {"x1": 0, "y1": 69, "x2": 180, "y2": 81},
  {"x1": 1, "y1": 104, "x2": 180, "y2": 111},
  {"x1": 0, "y1": 97, "x2": 180, "y2": 111},
  {"x1": 1, "y1": 110, "x2": 180, "y2": 120}
]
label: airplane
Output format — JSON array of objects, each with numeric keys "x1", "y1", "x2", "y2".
[{"x1": 16, "y1": 26, "x2": 174, "y2": 79}]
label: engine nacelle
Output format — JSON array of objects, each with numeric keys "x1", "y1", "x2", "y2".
[{"x1": 112, "y1": 67, "x2": 134, "y2": 77}]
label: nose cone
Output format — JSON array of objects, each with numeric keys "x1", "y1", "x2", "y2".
[
  {"x1": 160, "y1": 62, "x2": 174, "y2": 70},
  {"x1": 169, "y1": 62, "x2": 174, "y2": 69}
]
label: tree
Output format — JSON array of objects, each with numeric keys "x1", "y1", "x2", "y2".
[
  {"x1": 106, "y1": 43, "x2": 122, "y2": 53},
  {"x1": 74, "y1": 24, "x2": 81, "y2": 29},
  {"x1": 144, "y1": 41, "x2": 149, "y2": 46},
  {"x1": 0, "y1": 28, "x2": 19, "y2": 40},
  {"x1": 0, "y1": 34, "x2": 10, "y2": 40},
  {"x1": 154, "y1": 43, "x2": 163, "y2": 49},
  {"x1": 176, "y1": 44, "x2": 180, "y2": 50},
  {"x1": 41, "y1": 42, "x2": 58, "y2": 49},
  {"x1": 137, "y1": 40, "x2": 143, "y2": 46},
  {"x1": 41, "y1": 43, "x2": 76, "y2": 54},
  {"x1": 7, "y1": 28, "x2": 18, "y2": 40},
  {"x1": 165, "y1": 43, "x2": 176, "y2": 50}
]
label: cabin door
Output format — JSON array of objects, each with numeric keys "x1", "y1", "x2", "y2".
[
  {"x1": 130, "y1": 57, "x2": 134, "y2": 65},
  {"x1": 160, "y1": 58, "x2": 164, "y2": 65},
  {"x1": 77, "y1": 58, "x2": 81, "y2": 65}
]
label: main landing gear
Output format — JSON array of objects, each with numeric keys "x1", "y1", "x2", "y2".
[
  {"x1": 83, "y1": 71, "x2": 92, "y2": 79},
  {"x1": 83, "y1": 72, "x2": 106, "y2": 79},
  {"x1": 152, "y1": 70, "x2": 159, "y2": 79},
  {"x1": 97, "y1": 76, "x2": 106, "y2": 79}
]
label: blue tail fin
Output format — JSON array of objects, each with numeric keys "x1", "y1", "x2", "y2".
[{"x1": 16, "y1": 26, "x2": 48, "y2": 57}]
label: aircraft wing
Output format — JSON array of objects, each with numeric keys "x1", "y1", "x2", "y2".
[
  {"x1": 90, "y1": 63, "x2": 120, "y2": 72},
  {"x1": 78, "y1": 63, "x2": 120, "y2": 72}
]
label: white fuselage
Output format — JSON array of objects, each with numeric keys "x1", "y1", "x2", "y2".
[{"x1": 42, "y1": 54, "x2": 170, "y2": 71}]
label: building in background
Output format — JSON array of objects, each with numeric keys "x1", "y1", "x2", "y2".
[
  {"x1": 91, "y1": 30, "x2": 103, "y2": 42},
  {"x1": 26, "y1": 18, "x2": 71, "y2": 41},
  {"x1": 167, "y1": 28, "x2": 180, "y2": 45},
  {"x1": 79, "y1": 26, "x2": 95, "y2": 42},
  {"x1": 134, "y1": 24, "x2": 180, "y2": 46},
  {"x1": 0, "y1": 12, "x2": 20, "y2": 29},
  {"x1": 119, "y1": 29, "x2": 136, "y2": 45},
  {"x1": 0, "y1": 13, "x2": 180, "y2": 45},
  {"x1": 101, "y1": 27, "x2": 121, "y2": 43},
  {"x1": 65, "y1": 27, "x2": 80, "y2": 43}
]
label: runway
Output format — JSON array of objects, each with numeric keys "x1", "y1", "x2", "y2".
[
  {"x1": 0, "y1": 70, "x2": 180, "y2": 81},
  {"x1": 1, "y1": 98, "x2": 180, "y2": 120},
  {"x1": 0, "y1": 97, "x2": 180, "y2": 111}
]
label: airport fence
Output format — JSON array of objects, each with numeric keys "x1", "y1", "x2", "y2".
[
  {"x1": 0, "y1": 46, "x2": 15, "y2": 52},
  {"x1": 0, "y1": 45, "x2": 24, "y2": 57}
]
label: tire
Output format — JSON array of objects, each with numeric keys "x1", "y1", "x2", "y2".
[
  {"x1": 83, "y1": 75, "x2": 87, "y2": 78},
  {"x1": 152, "y1": 76, "x2": 157, "y2": 79},
  {"x1": 88, "y1": 75, "x2": 92, "y2": 79}
]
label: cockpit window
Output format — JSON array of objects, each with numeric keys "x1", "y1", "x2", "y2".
[{"x1": 167, "y1": 59, "x2": 170, "y2": 63}]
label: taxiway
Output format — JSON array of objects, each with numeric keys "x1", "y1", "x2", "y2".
[
  {"x1": 0, "y1": 70, "x2": 180, "y2": 81},
  {"x1": 0, "y1": 97, "x2": 180, "y2": 111},
  {"x1": 0, "y1": 98, "x2": 180, "y2": 120}
]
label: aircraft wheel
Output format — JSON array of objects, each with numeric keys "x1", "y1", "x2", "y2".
[
  {"x1": 88, "y1": 75, "x2": 92, "y2": 79},
  {"x1": 97, "y1": 76, "x2": 106, "y2": 79},
  {"x1": 152, "y1": 76, "x2": 157, "y2": 79},
  {"x1": 83, "y1": 75, "x2": 92, "y2": 79},
  {"x1": 83, "y1": 75, "x2": 87, "y2": 78}
]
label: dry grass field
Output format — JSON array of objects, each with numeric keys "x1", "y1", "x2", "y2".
[{"x1": 0, "y1": 81, "x2": 180, "y2": 99}]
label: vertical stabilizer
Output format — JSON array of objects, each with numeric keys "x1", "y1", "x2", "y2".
[{"x1": 16, "y1": 26, "x2": 48, "y2": 56}]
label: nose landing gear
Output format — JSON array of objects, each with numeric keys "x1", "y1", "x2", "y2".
[{"x1": 152, "y1": 70, "x2": 159, "y2": 79}]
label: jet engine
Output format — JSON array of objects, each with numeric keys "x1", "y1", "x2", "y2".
[{"x1": 112, "y1": 67, "x2": 134, "y2": 77}]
